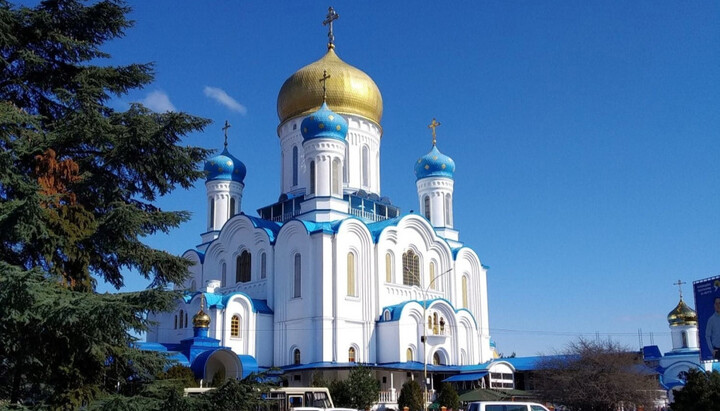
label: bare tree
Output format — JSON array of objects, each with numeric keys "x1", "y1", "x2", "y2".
[{"x1": 534, "y1": 338, "x2": 661, "y2": 411}]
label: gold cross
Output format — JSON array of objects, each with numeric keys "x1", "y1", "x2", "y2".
[
  {"x1": 674, "y1": 279, "x2": 686, "y2": 299},
  {"x1": 323, "y1": 7, "x2": 339, "y2": 49},
  {"x1": 319, "y1": 70, "x2": 331, "y2": 102},
  {"x1": 428, "y1": 118, "x2": 441, "y2": 146},
  {"x1": 222, "y1": 120, "x2": 231, "y2": 149}
]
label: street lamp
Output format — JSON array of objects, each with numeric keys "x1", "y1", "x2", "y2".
[{"x1": 406, "y1": 265, "x2": 454, "y2": 411}]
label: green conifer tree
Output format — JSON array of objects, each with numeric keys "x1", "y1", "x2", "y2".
[{"x1": 397, "y1": 379, "x2": 424, "y2": 411}]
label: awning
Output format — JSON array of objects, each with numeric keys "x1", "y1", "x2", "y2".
[{"x1": 442, "y1": 371, "x2": 488, "y2": 382}]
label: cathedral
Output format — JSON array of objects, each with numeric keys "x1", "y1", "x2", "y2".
[{"x1": 142, "y1": 8, "x2": 492, "y2": 403}]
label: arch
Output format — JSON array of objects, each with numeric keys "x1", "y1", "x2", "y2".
[
  {"x1": 429, "y1": 261, "x2": 436, "y2": 290},
  {"x1": 332, "y1": 158, "x2": 341, "y2": 195},
  {"x1": 293, "y1": 348, "x2": 301, "y2": 365},
  {"x1": 445, "y1": 193, "x2": 452, "y2": 226},
  {"x1": 433, "y1": 352, "x2": 441, "y2": 365},
  {"x1": 343, "y1": 144, "x2": 349, "y2": 183},
  {"x1": 348, "y1": 346, "x2": 356, "y2": 363},
  {"x1": 209, "y1": 198, "x2": 215, "y2": 229},
  {"x1": 260, "y1": 252, "x2": 267, "y2": 279},
  {"x1": 385, "y1": 252, "x2": 393, "y2": 283},
  {"x1": 236, "y1": 250, "x2": 251, "y2": 283},
  {"x1": 229, "y1": 197, "x2": 236, "y2": 218},
  {"x1": 293, "y1": 253, "x2": 302, "y2": 298},
  {"x1": 361, "y1": 145, "x2": 369, "y2": 187},
  {"x1": 179, "y1": 309, "x2": 184, "y2": 328},
  {"x1": 174, "y1": 315, "x2": 178, "y2": 329},
  {"x1": 424, "y1": 195, "x2": 430, "y2": 220},
  {"x1": 231, "y1": 314, "x2": 240, "y2": 338},
  {"x1": 402, "y1": 249, "x2": 420, "y2": 286},
  {"x1": 309, "y1": 161, "x2": 316, "y2": 194},
  {"x1": 221, "y1": 262, "x2": 227, "y2": 287},
  {"x1": 462, "y1": 275, "x2": 469, "y2": 308},
  {"x1": 203, "y1": 349, "x2": 242, "y2": 381},
  {"x1": 347, "y1": 252, "x2": 357, "y2": 297},
  {"x1": 406, "y1": 347, "x2": 413, "y2": 362},
  {"x1": 292, "y1": 146, "x2": 299, "y2": 186},
  {"x1": 383, "y1": 310, "x2": 391, "y2": 321}
]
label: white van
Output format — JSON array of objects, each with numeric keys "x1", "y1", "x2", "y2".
[{"x1": 466, "y1": 402, "x2": 550, "y2": 411}]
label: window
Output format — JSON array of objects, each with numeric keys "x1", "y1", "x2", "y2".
[
  {"x1": 383, "y1": 310, "x2": 391, "y2": 321},
  {"x1": 406, "y1": 348, "x2": 413, "y2": 362},
  {"x1": 174, "y1": 315, "x2": 177, "y2": 329},
  {"x1": 231, "y1": 315, "x2": 240, "y2": 337},
  {"x1": 433, "y1": 352, "x2": 441, "y2": 365},
  {"x1": 347, "y1": 252, "x2": 356, "y2": 296},
  {"x1": 185, "y1": 312, "x2": 188, "y2": 328},
  {"x1": 209, "y1": 198, "x2": 215, "y2": 228},
  {"x1": 462, "y1": 276, "x2": 468, "y2": 309},
  {"x1": 682, "y1": 331, "x2": 688, "y2": 348},
  {"x1": 429, "y1": 261, "x2": 436, "y2": 290},
  {"x1": 348, "y1": 347, "x2": 356, "y2": 362},
  {"x1": 229, "y1": 197, "x2": 236, "y2": 218},
  {"x1": 292, "y1": 146, "x2": 298, "y2": 186},
  {"x1": 385, "y1": 253, "x2": 392, "y2": 283},
  {"x1": 309, "y1": 161, "x2": 315, "y2": 194},
  {"x1": 190, "y1": 280, "x2": 196, "y2": 292},
  {"x1": 221, "y1": 262, "x2": 227, "y2": 287},
  {"x1": 294, "y1": 348, "x2": 301, "y2": 365},
  {"x1": 424, "y1": 195, "x2": 430, "y2": 220},
  {"x1": 445, "y1": 193, "x2": 452, "y2": 226},
  {"x1": 236, "y1": 251, "x2": 251, "y2": 283},
  {"x1": 260, "y1": 252, "x2": 267, "y2": 279},
  {"x1": 294, "y1": 253, "x2": 302, "y2": 298},
  {"x1": 402, "y1": 250, "x2": 420, "y2": 286},
  {"x1": 332, "y1": 159, "x2": 341, "y2": 195},
  {"x1": 179, "y1": 310, "x2": 184, "y2": 328},
  {"x1": 361, "y1": 146, "x2": 369, "y2": 187},
  {"x1": 343, "y1": 144, "x2": 349, "y2": 183}
]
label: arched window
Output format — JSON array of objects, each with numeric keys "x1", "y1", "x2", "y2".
[
  {"x1": 179, "y1": 310, "x2": 184, "y2": 328},
  {"x1": 682, "y1": 331, "x2": 688, "y2": 348},
  {"x1": 209, "y1": 198, "x2": 215, "y2": 229},
  {"x1": 424, "y1": 195, "x2": 430, "y2": 220},
  {"x1": 185, "y1": 312, "x2": 188, "y2": 328},
  {"x1": 462, "y1": 276, "x2": 469, "y2": 309},
  {"x1": 332, "y1": 158, "x2": 341, "y2": 195},
  {"x1": 429, "y1": 261, "x2": 436, "y2": 290},
  {"x1": 427, "y1": 315, "x2": 432, "y2": 330},
  {"x1": 294, "y1": 253, "x2": 302, "y2": 298},
  {"x1": 348, "y1": 347, "x2": 356, "y2": 363},
  {"x1": 292, "y1": 146, "x2": 299, "y2": 186},
  {"x1": 433, "y1": 352, "x2": 441, "y2": 365},
  {"x1": 236, "y1": 251, "x2": 251, "y2": 283},
  {"x1": 174, "y1": 315, "x2": 178, "y2": 329},
  {"x1": 190, "y1": 280, "x2": 196, "y2": 292},
  {"x1": 221, "y1": 262, "x2": 227, "y2": 287},
  {"x1": 362, "y1": 146, "x2": 369, "y2": 187},
  {"x1": 406, "y1": 348, "x2": 413, "y2": 362},
  {"x1": 445, "y1": 193, "x2": 452, "y2": 226},
  {"x1": 294, "y1": 348, "x2": 301, "y2": 365},
  {"x1": 347, "y1": 252, "x2": 356, "y2": 296},
  {"x1": 385, "y1": 253, "x2": 392, "y2": 283},
  {"x1": 433, "y1": 313, "x2": 439, "y2": 335},
  {"x1": 343, "y1": 144, "x2": 349, "y2": 183},
  {"x1": 229, "y1": 197, "x2": 236, "y2": 218},
  {"x1": 384, "y1": 311, "x2": 391, "y2": 321},
  {"x1": 309, "y1": 161, "x2": 316, "y2": 194},
  {"x1": 260, "y1": 252, "x2": 267, "y2": 279},
  {"x1": 231, "y1": 315, "x2": 240, "y2": 338},
  {"x1": 402, "y1": 250, "x2": 420, "y2": 286}
]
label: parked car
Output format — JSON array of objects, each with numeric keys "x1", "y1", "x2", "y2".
[{"x1": 467, "y1": 401, "x2": 551, "y2": 411}]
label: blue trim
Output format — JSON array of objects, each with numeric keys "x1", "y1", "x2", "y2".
[
  {"x1": 238, "y1": 354, "x2": 259, "y2": 378},
  {"x1": 183, "y1": 291, "x2": 273, "y2": 314},
  {"x1": 378, "y1": 298, "x2": 478, "y2": 328},
  {"x1": 442, "y1": 371, "x2": 488, "y2": 382},
  {"x1": 183, "y1": 249, "x2": 206, "y2": 264}
]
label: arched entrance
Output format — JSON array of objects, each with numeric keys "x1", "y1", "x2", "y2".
[{"x1": 204, "y1": 349, "x2": 242, "y2": 383}]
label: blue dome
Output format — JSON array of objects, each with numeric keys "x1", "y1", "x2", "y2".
[
  {"x1": 204, "y1": 148, "x2": 246, "y2": 183},
  {"x1": 301, "y1": 102, "x2": 348, "y2": 142},
  {"x1": 414, "y1": 145, "x2": 455, "y2": 181}
]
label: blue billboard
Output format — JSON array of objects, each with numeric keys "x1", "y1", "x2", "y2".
[{"x1": 694, "y1": 276, "x2": 720, "y2": 362}]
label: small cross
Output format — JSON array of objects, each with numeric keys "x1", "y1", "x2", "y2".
[
  {"x1": 428, "y1": 118, "x2": 441, "y2": 146},
  {"x1": 222, "y1": 120, "x2": 231, "y2": 148},
  {"x1": 319, "y1": 70, "x2": 331, "y2": 102},
  {"x1": 323, "y1": 7, "x2": 340, "y2": 49},
  {"x1": 674, "y1": 279, "x2": 686, "y2": 300}
]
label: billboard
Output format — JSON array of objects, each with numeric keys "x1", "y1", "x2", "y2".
[{"x1": 694, "y1": 276, "x2": 720, "y2": 362}]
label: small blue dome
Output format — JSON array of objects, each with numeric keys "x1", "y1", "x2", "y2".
[
  {"x1": 204, "y1": 148, "x2": 246, "y2": 183},
  {"x1": 301, "y1": 102, "x2": 348, "y2": 142},
  {"x1": 414, "y1": 145, "x2": 455, "y2": 181}
]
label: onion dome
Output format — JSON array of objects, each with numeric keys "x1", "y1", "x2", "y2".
[
  {"x1": 301, "y1": 102, "x2": 348, "y2": 141},
  {"x1": 415, "y1": 145, "x2": 456, "y2": 181},
  {"x1": 204, "y1": 148, "x2": 246, "y2": 183},
  {"x1": 667, "y1": 298, "x2": 698, "y2": 326},
  {"x1": 192, "y1": 294, "x2": 211, "y2": 328},
  {"x1": 277, "y1": 47, "x2": 383, "y2": 125}
]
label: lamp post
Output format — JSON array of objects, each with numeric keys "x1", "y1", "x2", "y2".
[{"x1": 415, "y1": 267, "x2": 454, "y2": 411}]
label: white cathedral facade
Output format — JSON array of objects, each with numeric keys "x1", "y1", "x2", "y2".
[{"x1": 145, "y1": 13, "x2": 492, "y2": 397}]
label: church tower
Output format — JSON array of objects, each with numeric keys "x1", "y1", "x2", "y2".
[
  {"x1": 202, "y1": 121, "x2": 246, "y2": 244},
  {"x1": 667, "y1": 281, "x2": 699, "y2": 351},
  {"x1": 415, "y1": 119, "x2": 458, "y2": 241}
]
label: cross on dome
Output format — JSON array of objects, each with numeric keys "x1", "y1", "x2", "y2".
[
  {"x1": 222, "y1": 120, "x2": 231, "y2": 149},
  {"x1": 323, "y1": 7, "x2": 340, "y2": 49},
  {"x1": 428, "y1": 118, "x2": 441, "y2": 146},
  {"x1": 319, "y1": 69, "x2": 331, "y2": 102},
  {"x1": 674, "y1": 279, "x2": 686, "y2": 300}
]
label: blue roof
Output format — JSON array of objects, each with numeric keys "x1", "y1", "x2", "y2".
[
  {"x1": 378, "y1": 298, "x2": 478, "y2": 328},
  {"x1": 479, "y1": 355, "x2": 573, "y2": 371},
  {"x1": 204, "y1": 147, "x2": 246, "y2": 183},
  {"x1": 246, "y1": 215, "x2": 282, "y2": 243},
  {"x1": 366, "y1": 217, "x2": 403, "y2": 242},
  {"x1": 183, "y1": 291, "x2": 274, "y2": 315},
  {"x1": 415, "y1": 145, "x2": 455, "y2": 181},
  {"x1": 442, "y1": 371, "x2": 488, "y2": 382},
  {"x1": 301, "y1": 102, "x2": 348, "y2": 142}
]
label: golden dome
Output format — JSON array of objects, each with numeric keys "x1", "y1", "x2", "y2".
[
  {"x1": 277, "y1": 47, "x2": 383, "y2": 126},
  {"x1": 667, "y1": 298, "x2": 698, "y2": 326},
  {"x1": 193, "y1": 308, "x2": 211, "y2": 328}
]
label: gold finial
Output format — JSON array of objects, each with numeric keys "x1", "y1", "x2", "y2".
[
  {"x1": 323, "y1": 7, "x2": 339, "y2": 50},
  {"x1": 222, "y1": 120, "x2": 231, "y2": 149},
  {"x1": 674, "y1": 279, "x2": 687, "y2": 300},
  {"x1": 193, "y1": 293, "x2": 211, "y2": 328},
  {"x1": 428, "y1": 118, "x2": 441, "y2": 146},
  {"x1": 319, "y1": 69, "x2": 331, "y2": 102}
]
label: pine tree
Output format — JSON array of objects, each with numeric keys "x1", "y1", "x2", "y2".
[
  {"x1": 0, "y1": 0, "x2": 211, "y2": 407},
  {"x1": 671, "y1": 369, "x2": 720, "y2": 411},
  {"x1": 397, "y1": 379, "x2": 424, "y2": 411},
  {"x1": 435, "y1": 382, "x2": 459, "y2": 411}
]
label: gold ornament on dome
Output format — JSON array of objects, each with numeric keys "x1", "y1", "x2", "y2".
[
  {"x1": 193, "y1": 294, "x2": 211, "y2": 328},
  {"x1": 667, "y1": 298, "x2": 697, "y2": 326}
]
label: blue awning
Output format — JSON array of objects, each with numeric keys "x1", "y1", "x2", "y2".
[{"x1": 442, "y1": 371, "x2": 488, "y2": 382}]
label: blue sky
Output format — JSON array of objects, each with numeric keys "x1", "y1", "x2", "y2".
[{"x1": 88, "y1": 1, "x2": 720, "y2": 357}]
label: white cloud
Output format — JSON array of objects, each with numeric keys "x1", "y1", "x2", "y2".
[
  {"x1": 141, "y1": 90, "x2": 176, "y2": 112},
  {"x1": 203, "y1": 86, "x2": 247, "y2": 115}
]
